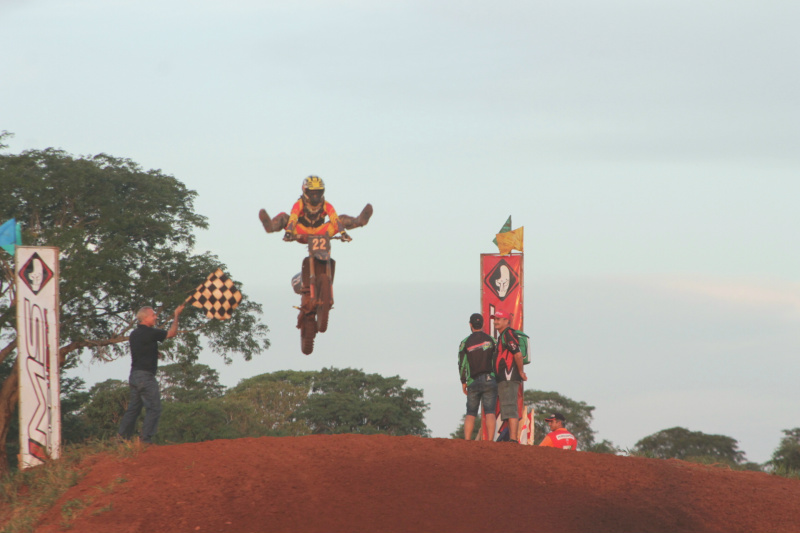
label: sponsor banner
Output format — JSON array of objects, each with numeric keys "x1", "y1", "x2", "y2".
[
  {"x1": 479, "y1": 253, "x2": 524, "y2": 441},
  {"x1": 480, "y1": 253, "x2": 523, "y2": 333},
  {"x1": 16, "y1": 246, "x2": 60, "y2": 469}
]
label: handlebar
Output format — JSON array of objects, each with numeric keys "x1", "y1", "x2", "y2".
[{"x1": 283, "y1": 232, "x2": 351, "y2": 243}]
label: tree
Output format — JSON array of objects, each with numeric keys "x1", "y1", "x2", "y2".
[
  {"x1": 59, "y1": 375, "x2": 91, "y2": 444},
  {"x1": 223, "y1": 372, "x2": 314, "y2": 437},
  {"x1": 768, "y1": 428, "x2": 800, "y2": 473},
  {"x1": 298, "y1": 367, "x2": 430, "y2": 436},
  {"x1": 158, "y1": 362, "x2": 226, "y2": 403},
  {"x1": 633, "y1": 427, "x2": 746, "y2": 466},
  {"x1": 80, "y1": 379, "x2": 130, "y2": 440},
  {"x1": 0, "y1": 146, "x2": 270, "y2": 473},
  {"x1": 157, "y1": 400, "x2": 242, "y2": 443}
]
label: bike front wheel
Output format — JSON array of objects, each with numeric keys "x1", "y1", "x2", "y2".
[
  {"x1": 316, "y1": 274, "x2": 332, "y2": 333},
  {"x1": 300, "y1": 313, "x2": 317, "y2": 355}
]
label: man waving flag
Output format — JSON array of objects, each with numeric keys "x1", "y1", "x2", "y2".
[{"x1": 186, "y1": 269, "x2": 242, "y2": 319}]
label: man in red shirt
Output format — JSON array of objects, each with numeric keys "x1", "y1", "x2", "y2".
[{"x1": 539, "y1": 412, "x2": 577, "y2": 450}]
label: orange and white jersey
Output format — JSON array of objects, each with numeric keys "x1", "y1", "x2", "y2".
[{"x1": 539, "y1": 428, "x2": 577, "y2": 450}]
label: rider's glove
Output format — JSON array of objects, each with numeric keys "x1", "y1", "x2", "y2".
[
  {"x1": 340, "y1": 231, "x2": 352, "y2": 242},
  {"x1": 283, "y1": 231, "x2": 294, "y2": 242}
]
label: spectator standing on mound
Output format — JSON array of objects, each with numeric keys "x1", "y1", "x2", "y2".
[
  {"x1": 117, "y1": 304, "x2": 184, "y2": 444},
  {"x1": 539, "y1": 412, "x2": 577, "y2": 450},
  {"x1": 458, "y1": 313, "x2": 497, "y2": 440},
  {"x1": 493, "y1": 309, "x2": 527, "y2": 442}
]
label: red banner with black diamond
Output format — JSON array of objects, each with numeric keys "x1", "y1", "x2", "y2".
[{"x1": 480, "y1": 253, "x2": 523, "y2": 335}]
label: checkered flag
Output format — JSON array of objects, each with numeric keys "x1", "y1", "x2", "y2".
[{"x1": 186, "y1": 269, "x2": 243, "y2": 320}]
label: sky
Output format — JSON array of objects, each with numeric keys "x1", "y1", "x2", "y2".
[{"x1": 2, "y1": 0, "x2": 799, "y2": 463}]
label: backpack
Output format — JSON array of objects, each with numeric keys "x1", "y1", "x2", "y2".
[{"x1": 502, "y1": 328, "x2": 531, "y2": 365}]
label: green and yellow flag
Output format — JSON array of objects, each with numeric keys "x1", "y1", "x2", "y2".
[
  {"x1": 495, "y1": 226, "x2": 523, "y2": 255},
  {"x1": 492, "y1": 216, "x2": 523, "y2": 254},
  {"x1": 491, "y1": 216, "x2": 512, "y2": 247}
]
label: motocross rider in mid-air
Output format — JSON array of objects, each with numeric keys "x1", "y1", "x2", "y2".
[
  {"x1": 258, "y1": 175, "x2": 373, "y2": 325},
  {"x1": 258, "y1": 175, "x2": 373, "y2": 240}
]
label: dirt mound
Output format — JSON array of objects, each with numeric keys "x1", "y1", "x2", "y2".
[{"x1": 32, "y1": 435, "x2": 800, "y2": 533}]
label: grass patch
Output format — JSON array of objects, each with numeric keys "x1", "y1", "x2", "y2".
[
  {"x1": 60, "y1": 497, "x2": 91, "y2": 529},
  {"x1": 0, "y1": 438, "x2": 145, "y2": 533},
  {"x1": 90, "y1": 503, "x2": 113, "y2": 517},
  {"x1": 769, "y1": 465, "x2": 800, "y2": 480}
]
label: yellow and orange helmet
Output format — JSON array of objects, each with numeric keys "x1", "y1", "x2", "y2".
[{"x1": 302, "y1": 175, "x2": 325, "y2": 207}]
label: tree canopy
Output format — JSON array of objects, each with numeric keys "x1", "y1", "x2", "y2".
[
  {"x1": 0, "y1": 143, "x2": 270, "y2": 472},
  {"x1": 298, "y1": 368, "x2": 430, "y2": 436},
  {"x1": 768, "y1": 428, "x2": 800, "y2": 473},
  {"x1": 48, "y1": 368, "x2": 429, "y2": 447},
  {"x1": 633, "y1": 427, "x2": 746, "y2": 466}
]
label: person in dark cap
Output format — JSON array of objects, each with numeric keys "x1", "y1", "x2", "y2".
[
  {"x1": 539, "y1": 412, "x2": 577, "y2": 450},
  {"x1": 457, "y1": 313, "x2": 497, "y2": 440}
]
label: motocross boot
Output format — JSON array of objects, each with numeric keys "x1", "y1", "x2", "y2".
[
  {"x1": 357, "y1": 203, "x2": 373, "y2": 227},
  {"x1": 259, "y1": 209, "x2": 290, "y2": 233},
  {"x1": 339, "y1": 203, "x2": 374, "y2": 230}
]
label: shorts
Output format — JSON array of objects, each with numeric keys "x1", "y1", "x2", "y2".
[
  {"x1": 497, "y1": 380, "x2": 521, "y2": 420},
  {"x1": 465, "y1": 374, "x2": 497, "y2": 417}
]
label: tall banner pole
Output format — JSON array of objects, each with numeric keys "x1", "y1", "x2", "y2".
[{"x1": 16, "y1": 246, "x2": 60, "y2": 469}]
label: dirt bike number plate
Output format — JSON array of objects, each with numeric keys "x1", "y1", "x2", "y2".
[{"x1": 308, "y1": 235, "x2": 331, "y2": 260}]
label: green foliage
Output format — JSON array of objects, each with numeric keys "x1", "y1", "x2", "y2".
[
  {"x1": 0, "y1": 144, "x2": 270, "y2": 472},
  {"x1": 61, "y1": 497, "x2": 90, "y2": 528},
  {"x1": 56, "y1": 367, "x2": 428, "y2": 446},
  {"x1": 156, "y1": 401, "x2": 240, "y2": 443},
  {"x1": 633, "y1": 427, "x2": 746, "y2": 466},
  {"x1": 80, "y1": 380, "x2": 130, "y2": 440},
  {"x1": 222, "y1": 378, "x2": 311, "y2": 437},
  {"x1": 158, "y1": 363, "x2": 225, "y2": 403},
  {"x1": 768, "y1": 428, "x2": 800, "y2": 474},
  {"x1": 0, "y1": 131, "x2": 11, "y2": 151},
  {"x1": 0, "y1": 146, "x2": 269, "y2": 363},
  {"x1": 60, "y1": 376, "x2": 91, "y2": 445},
  {"x1": 298, "y1": 368, "x2": 430, "y2": 436}
]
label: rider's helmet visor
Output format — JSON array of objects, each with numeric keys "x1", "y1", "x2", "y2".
[{"x1": 305, "y1": 189, "x2": 324, "y2": 206}]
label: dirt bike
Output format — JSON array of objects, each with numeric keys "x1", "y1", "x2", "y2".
[{"x1": 288, "y1": 233, "x2": 347, "y2": 355}]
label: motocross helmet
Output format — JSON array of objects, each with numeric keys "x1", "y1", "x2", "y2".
[{"x1": 302, "y1": 175, "x2": 325, "y2": 210}]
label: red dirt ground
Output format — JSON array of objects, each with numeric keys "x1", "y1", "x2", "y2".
[{"x1": 30, "y1": 434, "x2": 800, "y2": 533}]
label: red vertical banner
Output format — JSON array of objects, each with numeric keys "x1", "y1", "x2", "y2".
[
  {"x1": 480, "y1": 253, "x2": 523, "y2": 333},
  {"x1": 480, "y1": 253, "x2": 524, "y2": 442}
]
